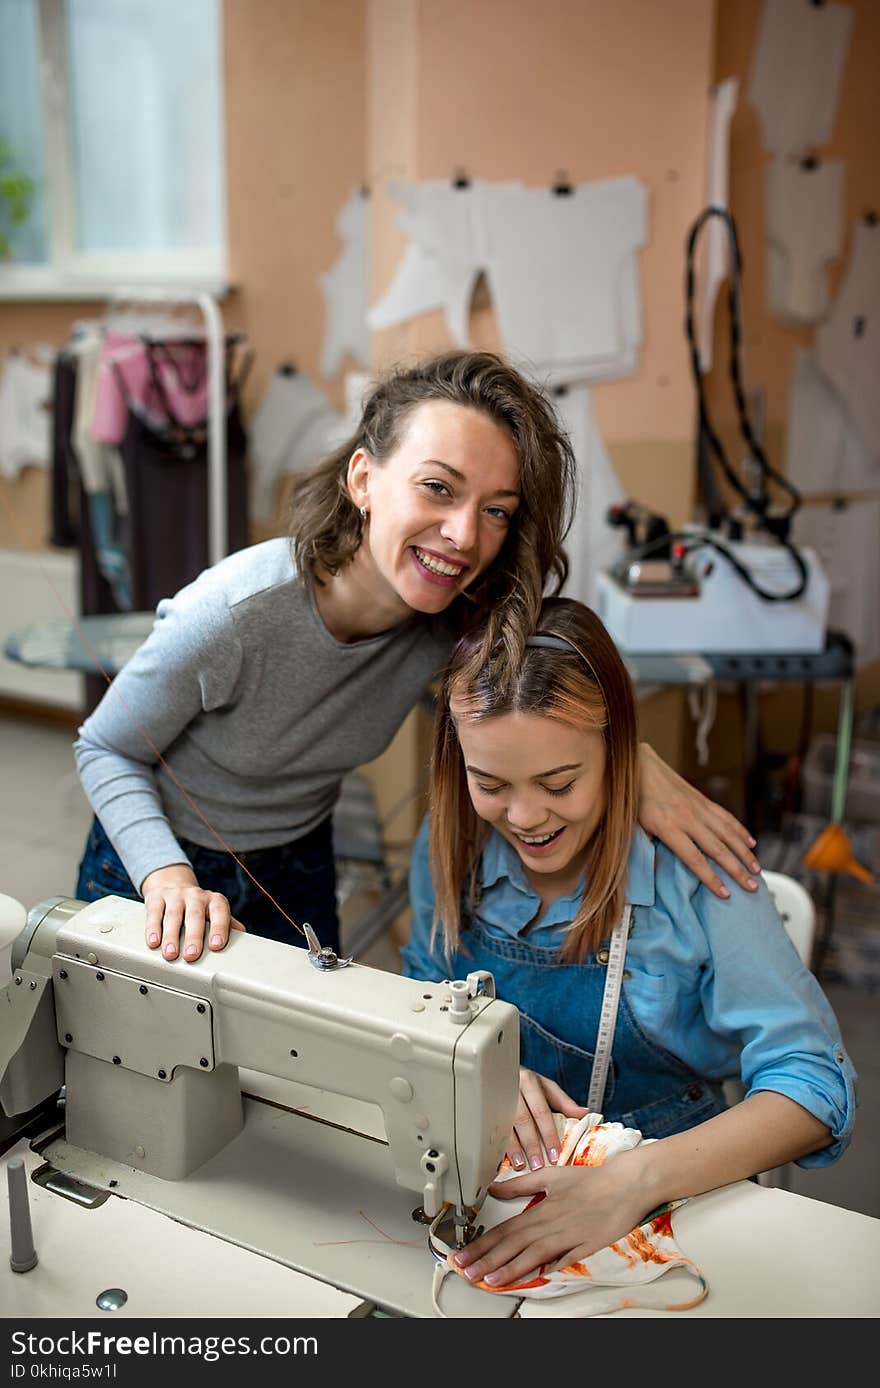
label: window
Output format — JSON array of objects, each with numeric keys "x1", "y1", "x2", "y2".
[{"x1": 0, "y1": 0, "x2": 226, "y2": 298}]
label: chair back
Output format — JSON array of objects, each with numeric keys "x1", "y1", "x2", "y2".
[{"x1": 762, "y1": 870, "x2": 817, "y2": 969}]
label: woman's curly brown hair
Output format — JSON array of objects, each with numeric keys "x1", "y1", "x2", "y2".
[{"x1": 287, "y1": 350, "x2": 576, "y2": 670}]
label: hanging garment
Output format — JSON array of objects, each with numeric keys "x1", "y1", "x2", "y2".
[
  {"x1": 698, "y1": 77, "x2": 739, "y2": 372},
  {"x1": 815, "y1": 219, "x2": 880, "y2": 456},
  {"x1": 785, "y1": 348, "x2": 878, "y2": 496},
  {"x1": 319, "y1": 189, "x2": 370, "y2": 377},
  {"x1": 748, "y1": 0, "x2": 853, "y2": 157},
  {"x1": 71, "y1": 328, "x2": 131, "y2": 609},
  {"x1": 47, "y1": 351, "x2": 121, "y2": 713},
  {"x1": 766, "y1": 159, "x2": 844, "y2": 324},
  {"x1": 477, "y1": 177, "x2": 648, "y2": 385},
  {"x1": 0, "y1": 348, "x2": 53, "y2": 479},
  {"x1": 436, "y1": 1112, "x2": 706, "y2": 1315},
  {"x1": 554, "y1": 384, "x2": 626, "y2": 609},
  {"x1": 71, "y1": 328, "x2": 128, "y2": 509},
  {"x1": 91, "y1": 334, "x2": 212, "y2": 445},
  {"x1": 48, "y1": 352, "x2": 79, "y2": 548},
  {"x1": 119, "y1": 402, "x2": 249, "y2": 611},
  {"x1": 248, "y1": 367, "x2": 344, "y2": 524}
]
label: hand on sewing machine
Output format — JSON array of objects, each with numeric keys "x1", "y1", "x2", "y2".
[
  {"x1": 637, "y1": 742, "x2": 760, "y2": 899},
  {"x1": 506, "y1": 1068, "x2": 589, "y2": 1172},
  {"x1": 142, "y1": 865, "x2": 246, "y2": 962},
  {"x1": 453, "y1": 1149, "x2": 648, "y2": 1288}
]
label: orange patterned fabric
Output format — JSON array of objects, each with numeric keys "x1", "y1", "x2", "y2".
[{"x1": 448, "y1": 1113, "x2": 708, "y2": 1313}]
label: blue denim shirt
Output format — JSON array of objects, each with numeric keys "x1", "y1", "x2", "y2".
[{"x1": 403, "y1": 819, "x2": 857, "y2": 1165}]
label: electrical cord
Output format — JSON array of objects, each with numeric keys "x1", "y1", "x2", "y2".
[
  {"x1": 612, "y1": 524, "x2": 808, "y2": 604},
  {"x1": 683, "y1": 206, "x2": 808, "y2": 600}
]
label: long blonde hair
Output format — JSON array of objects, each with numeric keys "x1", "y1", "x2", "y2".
[
  {"x1": 287, "y1": 350, "x2": 576, "y2": 669},
  {"x1": 429, "y1": 597, "x2": 639, "y2": 962}
]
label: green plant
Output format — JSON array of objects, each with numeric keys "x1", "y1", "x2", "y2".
[{"x1": 0, "y1": 139, "x2": 35, "y2": 259}]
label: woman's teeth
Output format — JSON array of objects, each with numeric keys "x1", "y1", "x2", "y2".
[
  {"x1": 413, "y1": 547, "x2": 463, "y2": 578},
  {"x1": 518, "y1": 828, "x2": 563, "y2": 846}
]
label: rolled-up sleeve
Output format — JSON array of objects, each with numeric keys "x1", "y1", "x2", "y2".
[{"x1": 692, "y1": 871, "x2": 858, "y2": 1166}]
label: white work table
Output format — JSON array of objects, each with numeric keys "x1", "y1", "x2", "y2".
[{"x1": 3, "y1": 1108, "x2": 879, "y2": 1320}]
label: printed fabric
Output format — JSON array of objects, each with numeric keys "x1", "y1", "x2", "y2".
[{"x1": 442, "y1": 1112, "x2": 707, "y2": 1314}]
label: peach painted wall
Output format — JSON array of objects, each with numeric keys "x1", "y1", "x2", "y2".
[{"x1": 368, "y1": 0, "x2": 717, "y2": 534}]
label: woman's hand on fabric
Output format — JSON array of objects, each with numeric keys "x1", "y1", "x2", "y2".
[
  {"x1": 453, "y1": 1158, "x2": 647, "y2": 1288},
  {"x1": 506, "y1": 1068, "x2": 589, "y2": 1172},
  {"x1": 636, "y1": 742, "x2": 761, "y2": 898},
  {"x1": 142, "y1": 865, "x2": 246, "y2": 962}
]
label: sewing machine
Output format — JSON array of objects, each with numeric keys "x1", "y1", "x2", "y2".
[{"x1": 1, "y1": 893, "x2": 521, "y2": 1318}]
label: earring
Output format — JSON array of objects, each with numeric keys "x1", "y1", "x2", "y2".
[{"x1": 359, "y1": 505, "x2": 368, "y2": 522}]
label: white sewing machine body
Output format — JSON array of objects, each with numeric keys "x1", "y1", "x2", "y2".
[
  {"x1": 1, "y1": 895, "x2": 521, "y2": 1318},
  {"x1": 596, "y1": 534, "x2": 830, "y2": 654}
]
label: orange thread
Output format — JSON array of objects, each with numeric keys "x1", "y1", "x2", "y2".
[{"x1": 312, "y1": 1210, "x2": 423, "y2": 1248}]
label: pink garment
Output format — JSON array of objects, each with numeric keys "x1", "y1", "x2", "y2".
[{"x1": 91, "y1": 333, "x2": 210, "y2": 444}]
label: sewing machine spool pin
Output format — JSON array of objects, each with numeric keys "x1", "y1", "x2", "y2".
[{"x1": 303, "y1": 921, "x2": 352, "y2": 971}]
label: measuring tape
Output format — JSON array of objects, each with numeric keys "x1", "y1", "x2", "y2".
[{"x1": 586, "y1": 903, "x2": 633, "y2": 1113}]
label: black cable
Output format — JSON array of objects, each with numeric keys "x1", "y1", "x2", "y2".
[
  {"x1": 684, "y1": 206, "x2": 808, "y2": 600},
  {"x1": 613, "y1": 525, "x2": 809, "y2": 604}
]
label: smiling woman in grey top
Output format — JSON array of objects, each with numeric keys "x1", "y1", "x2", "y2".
[
  {"x1": 75, "y1": 540, "x2": 451, "y2": 894},
  {"x1": 73, "y1": 350, "x2": 763, "y2": 965}
]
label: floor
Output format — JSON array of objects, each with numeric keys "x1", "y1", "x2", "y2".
[{"x1": 1, "y1": 710, "x2": 877, "y2": 1224}]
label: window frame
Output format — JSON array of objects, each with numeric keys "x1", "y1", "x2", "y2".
[{"x1": 0, "y1": 0, "x2": 228, "y2": 301}]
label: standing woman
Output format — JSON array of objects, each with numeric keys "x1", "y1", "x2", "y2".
[
  {"x1": 74, "y1": 351, "x2": 759, "y2": 962},
  {"x1": 403, "y1": 596, "x2": 855, "y2": 1287}
]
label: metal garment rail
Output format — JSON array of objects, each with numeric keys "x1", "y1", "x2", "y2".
[{"x1": 108, "y1": 287, "x2": 227, "y2": 564}]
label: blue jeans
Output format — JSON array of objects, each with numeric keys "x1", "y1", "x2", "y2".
[{"x1": 75, "y1": 815, "x2": 340, "y2": 952}]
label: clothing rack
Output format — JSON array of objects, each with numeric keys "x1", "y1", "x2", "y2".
[{"x1": 108, "y1": 287, "x2": 228, "y2": 563}]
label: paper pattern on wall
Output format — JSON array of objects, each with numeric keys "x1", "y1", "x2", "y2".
[
  {"x1": 554, "y1": 384, "x2": 625, "y2": 609},
  {"x1": 319, "y1": 190, "x2": 370, "y2": 378},
  {"x1": 785, "y1": 349, "x2": 878, "y2": 496},
  {"x1": 766, "y1": 159, "x2": 844, "y2": 324},
  {"x1": 368, "y1": 176, "x2": 649, "y2": 388},
  {"x1": 815, "y1": 220, "x2": 880, "y2": 457},
  {"x1": 793, "y1": 498, "x2": 880, "y2": 668},
  {"x1": 478, "y1": 177, "x2": 648, "y2": 387},
  {"x1": 248, "y1": 369, "x2": 344, "y2": 523},
  {"x1": 368, "y1": 179, "x2": 492, "y2": 347},
  {"x1": 748, "y1": 0, "x2": 853, "y2": 157},
  {"x1": 698, "y1": 77, "x2": 738, "y2": 372}
]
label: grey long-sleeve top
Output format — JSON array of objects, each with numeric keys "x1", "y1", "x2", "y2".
[{"x1": 74, "y1": 539, "x2": 451, "y2": 892}]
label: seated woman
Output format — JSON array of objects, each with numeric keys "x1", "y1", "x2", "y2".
[{"x1": 402, "y1": 597, "x2": 857, "y2": 1288}]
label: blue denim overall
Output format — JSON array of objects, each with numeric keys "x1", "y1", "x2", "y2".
[{"x1": 447, "y1": 909, "x2": 727, "y2": 1140}]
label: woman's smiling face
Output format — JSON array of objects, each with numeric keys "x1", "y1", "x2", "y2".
[
  {"x1": 347, "y1": 399, "x2": 521, "y2": 618},
  {"x1": 453, "y1": 707, "x2": 608, "y2": 895}
]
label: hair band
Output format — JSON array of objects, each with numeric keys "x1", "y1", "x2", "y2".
[{"x1": 525, "y1": 631, "x2": 604, "y2": 698}]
